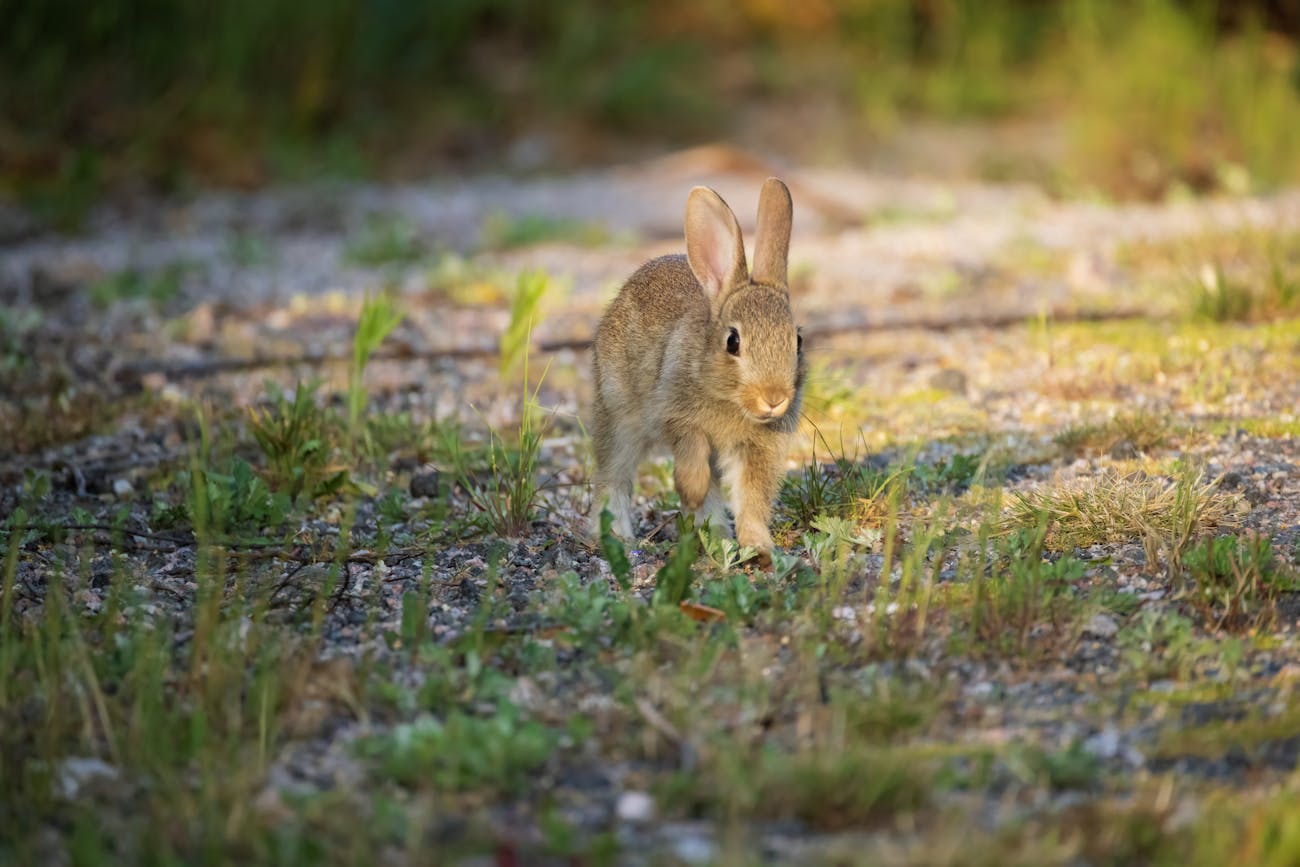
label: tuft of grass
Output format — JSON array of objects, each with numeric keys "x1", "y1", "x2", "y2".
[
  {"x1": 1181, "y1": 533, "x2": 1298, "y2": 631},
  {"x1": 1055, "y1": 410, "x2": 1173, "y2": 456},
  {"x1": 348, "y1": 292, "x2": 405, "y2": 447},
  {"x1": 955, "y1": 527, "x2": 1090, "y2": 659},
  {"x1": 1006, "y1": 467, "x2": 1236, "y2": 555},
  {"x1": 1188, "y1": 256, "x2": 1300, "y2": 323},
  {"x1": 247, "y1": 380, "x2": 350, "y2": 501},
  {"x1": 455, "y1": 394, "x2": 547, "y2": 539},
  {"x1": 499, "y1": 270, "x2": 549, "y2": 383},
  {"x1": 777, "y1": 454, "x2": 901, "y2": 534}
]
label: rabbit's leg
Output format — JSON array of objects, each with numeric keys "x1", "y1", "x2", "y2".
[
  {"x1": 726, "y1": 439, "x2": 786, "y2": 564},
  {"x1": 591, "y1": 398, "x2": 642, "y2": 539},
  {"x1": 671, "y1": 429, "x2": 726, "y2": 531},
  {"x1": 699, "y1": 450, "x2": 731, "y2": 532}
]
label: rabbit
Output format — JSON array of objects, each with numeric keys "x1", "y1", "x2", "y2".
[{"x1": 590, "y1": 177, "x2": 805, "y2": 565}]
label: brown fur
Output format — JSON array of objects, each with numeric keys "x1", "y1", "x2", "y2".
[{"x1": 590, "y1": 179, "x2": 805, "y2": 561}]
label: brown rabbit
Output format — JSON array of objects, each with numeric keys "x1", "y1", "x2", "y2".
[{"x1": 590, "y1": 178, "x2": 805, "y2": 564}]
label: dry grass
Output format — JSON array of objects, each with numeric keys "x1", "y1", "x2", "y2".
[{"x1": 1006, "y1": 468, "x2": 1238, "y2": 554}]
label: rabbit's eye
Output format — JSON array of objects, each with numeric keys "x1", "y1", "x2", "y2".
[{"x1": 726, "y1": 327, "x2": 740, "y2": 356}]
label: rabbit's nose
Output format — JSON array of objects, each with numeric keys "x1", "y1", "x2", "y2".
[{"x1": 758, "y1": 388, "x2": 790, "y2": 418}]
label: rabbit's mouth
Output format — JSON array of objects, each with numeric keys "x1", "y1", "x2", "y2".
[{"x1": 742, "y1": 386, "x2": 794, "y2": 421}]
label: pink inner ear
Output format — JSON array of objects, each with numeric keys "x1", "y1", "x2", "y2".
[
  {"x1": 697, "y1": 216, "x2": 737, "y2": 297},
  {"x1": 686, "y1": 189, "x2": 744, "y2": 300}
]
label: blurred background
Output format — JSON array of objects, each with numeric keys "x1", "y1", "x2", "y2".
[{"x1": 3, "y1": 0, "x2": 1300, "y2": 225}]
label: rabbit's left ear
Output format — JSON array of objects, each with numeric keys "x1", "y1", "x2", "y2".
[
  {"x1": 751, "y1": 178, "x2": 793, "y2": 289},
  {"x1": 685, "y1": 186, "x2": 748, "y2": 302}
]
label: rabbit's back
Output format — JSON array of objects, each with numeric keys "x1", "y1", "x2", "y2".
[{"x1": 593, "y1": 254, "x2": 709, "y2": 417}]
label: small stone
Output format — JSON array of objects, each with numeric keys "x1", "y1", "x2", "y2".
[
  {"x1": 1084, "y1": 726, "x2": 1121, "y2": 759},
  {"x1": 666, "y1": 826, "x2": 716, "y2": 865},
  {"x1": 967, "y1": 681, "x2": 997, "y2": 700},
  {"x1": 616, "y1": 790, "x2": 656, "y2": 824},
  {"x1": 929, "y1": 368, "x2": 968, "y2": 395},
  {"x1": 56, "y1": 756, "x2": 119, "y2": 800},
  {"x1": 112, "y1": 478, "x2": 134, "y2": 498},
  {"x1": 1084, "y1": 613, "x2": 1119, "y2": 639},
  {"x1": 409, "y1": 467, "x2": 440, "y2": 499}
]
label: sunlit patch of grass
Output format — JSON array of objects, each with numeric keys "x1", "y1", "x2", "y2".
[
  {"x1": 1188, "y1": 787, "x2": 1300, "y2": 867},
  {"x1": 1120, "y1": 227, "x2": 1300, "y2": 322},
  {"x1": 1006, "y1": 467, "x2": 1237, "y2": 555},
  {"x1": 1202, "y1": 416, "x2": 1300, "y2": 440}
]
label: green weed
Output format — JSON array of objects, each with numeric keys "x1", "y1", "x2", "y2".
[
  {"x1": 348, "y1": 292, "x2": 404, "y2": 447},
  {"x1": 653, "y1": 515, "x2": 701, "y2": 606},
  {"x1": 455, "y1": 398, "x2": 546, "y2": 539},
  {"x1": 1182, "y1": 534, "x2": 1297, "y2": 630},
  {"x1": 247, "y1": 381, "x2": 349, "y2": 501},
  {"x1": 499, "y1": 270, "x2": 549, "y2": 383}
]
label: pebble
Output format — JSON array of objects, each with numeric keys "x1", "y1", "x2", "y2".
[
  {"x1": 616, "y1": 790, "x2": 656, "y2": 824},
  {"x1": 409, "y1": 467, "x2": 440, "y2": 499},
  {"x1": 55, "y1": 756, "x2": 119, "y2": 800},
  {"x1": 112, "y1": 478, "x2": 134, "y2": 498},
  {"x1": 1083, "y1": 613, "x2": 1119, "y2": 639}
]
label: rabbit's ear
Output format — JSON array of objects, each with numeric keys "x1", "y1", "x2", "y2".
[
  {"x1": 751, "y1": 178, "x2": 793, "y2": 289},
  {"x1": 685, "y1": 186, "x2": 747, "y2": 301}
]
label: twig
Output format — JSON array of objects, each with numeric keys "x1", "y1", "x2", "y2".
[{"x1": 113, "y1": 306, "x2": 1149, "y2": 385}]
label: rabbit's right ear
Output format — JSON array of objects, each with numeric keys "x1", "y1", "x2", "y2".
[
  {"x1": 751, "y1": 178, "x2": 792, "y2": 289},
  {"x1": 685, "y1": 186, "x2": 747, "y2": 301}
]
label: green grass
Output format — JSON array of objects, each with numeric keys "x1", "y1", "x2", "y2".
[
  {"x1": 247, "y1": 381, "x2": 350, "y2": 502},
  {"x1": 1181, "y1": 534, "x2": 1298, "y2": 630}
]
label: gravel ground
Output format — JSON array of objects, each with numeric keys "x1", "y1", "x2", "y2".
[{"x1": 3, "y1": 152, "x2": 1300, "y2": 864}]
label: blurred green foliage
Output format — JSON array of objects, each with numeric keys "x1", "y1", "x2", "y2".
[{"x1": 2, "y1": 0, "x2": 1299, "y2": 208}]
